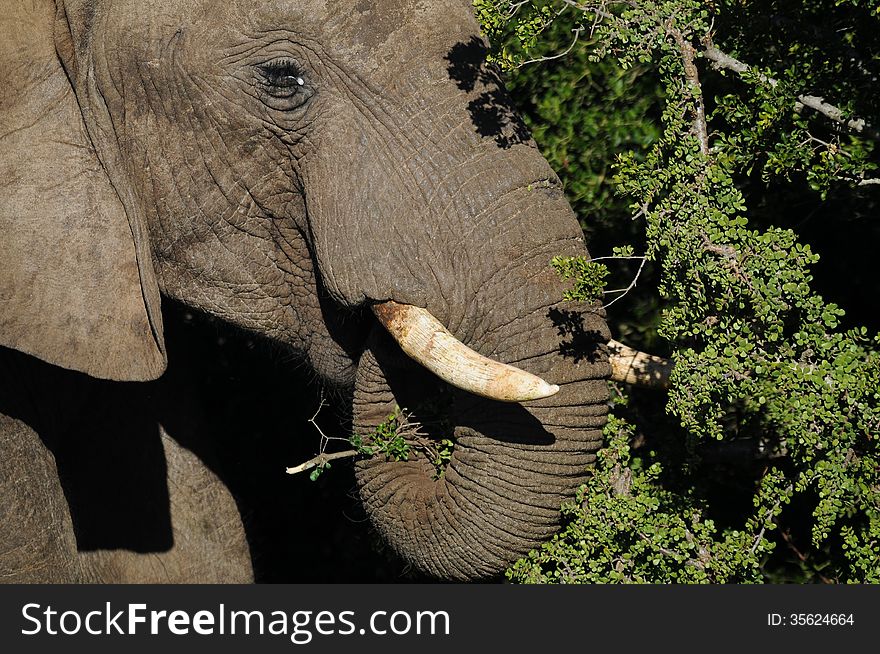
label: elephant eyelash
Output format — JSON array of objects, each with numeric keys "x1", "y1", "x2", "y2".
[{"x1": 258, "y1": 58, "x2": 306, "y2": 96}]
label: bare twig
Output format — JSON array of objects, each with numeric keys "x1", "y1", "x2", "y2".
[
  {"x1": 602, "y1": 256, "x2": 647, "y2": 309},
  {"x1": 804, "y1": 132, "x2": 852, "y2": 157},
  {"x1": 286, "y1": 392, "x2": 358, "y2": 475},
  {"x1": 286, "y1": 449, "x2": 359, "y2": 475},
  {"x1": 514, "y1": 27, "x2": 584, "y2": 69},
  {"x1": 702, "y1": 44, "x2": 880, "y2": 143},
  {"x1": 587, "y1": 255, "x2": 647, "y2": 263},
  {"x1": 503, "y1": 1, "x2": 531, "y2": 19},
  {"x1": 559, "y1": 0, "x2": 620, "y2": 22}
]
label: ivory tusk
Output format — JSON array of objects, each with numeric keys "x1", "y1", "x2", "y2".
[
  {"x1": 607, "y1": 339, "x2": 672, "y2": 388},
  {"x1": 372, "y1": 301, "x2": 560, "y2": 402}
]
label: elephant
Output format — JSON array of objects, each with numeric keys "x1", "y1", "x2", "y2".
[{"x1": 0, "y1": 0, "x2": 611, "y2": 582}]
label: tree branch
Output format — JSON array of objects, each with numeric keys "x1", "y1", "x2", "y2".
[
  {"x1": 514, "y1": 27, "x2": 584, "y2": 69},
  {"x1": 286, "y1": 449, "x2": 359, "y2": 476},
  {"x1": 602, "y1": 256, "x2": 647, "y2": 310},
  {"x1": 702, "y1": 44, "x2": 880, "y2": 143},
  {"x1": 674, "y1": 29, "x2": 710, "y2": 156},
  {"x1": 286, "y1": 392, "x2": 359, "y2": 475}
]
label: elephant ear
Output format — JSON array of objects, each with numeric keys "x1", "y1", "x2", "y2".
[{"x1": 0, "y1": 0, "x2": 166, "y2": 381}]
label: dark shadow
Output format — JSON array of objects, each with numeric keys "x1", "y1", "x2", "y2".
[
  {"x1": 0, "y1": 347, "x2": 173, "y2": 552},
  {"x1": 548, "y1": 307, "x2": 607, "y2": 364},
  {"x1": 156, "y1": 301, "x2": 426, "y2": 582},
  {"x1": 445, "y1": 36, "x2": 489, "y2": 93},
  {"x1": 0, "y1": 303, "x2": 424, "y2": 582},
  {"x1": 445, "y1": 36, "x2": 531, "y2": 149},
  {"x1": 455, "y1": 396, "x2": 554, "y2": 445},
  {"x1": 57, "y1": 389, "x2": 172, "y2": 552}
]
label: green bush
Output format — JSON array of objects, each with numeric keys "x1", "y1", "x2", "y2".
[{"x1": 475, "y1": 0, "x2": 880, "y2": 583}]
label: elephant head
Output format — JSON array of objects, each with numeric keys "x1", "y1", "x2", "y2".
[{"x1": 0, "y1": 0, "x2": 610, "y2": 580}]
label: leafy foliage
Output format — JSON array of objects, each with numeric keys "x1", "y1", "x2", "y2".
[
  {"x1": 352, "y1": 408, "x2": 455, "y2": 479},
  {"x1": 551, "y1": 255, "x2": 609, "y2": 302},
  {"x1": 496, "y1": 11, "x2": 666, "y2": 346},
  {"x1": 510, "y1": 416, "x2": 779, "y2": 583},
  {"x1": 350, "y1": 408, "x2": 413, "y2": 462},
  {"x1": 307, "y1": 407, "x2": 455, "y2": 482},
  {"x1": 476, "y1": 1, "x2": 880, "y2": 583}
]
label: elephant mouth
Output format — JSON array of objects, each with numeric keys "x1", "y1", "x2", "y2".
[
  {"x1": 352, "y1": 328, "x2": 464, "y2": 481},
  {"x1": 345, "y1": 283, "x2": 609, "y2": 580},
  {"x1": 352, "y1": 322, "x2": 555, "y2": 475},
  {"x1": 351, "y1": 300, "x2": 558, "y2": 483},
  {"x1": 350, "y1": 320, "x2": 566, "y2": 580}
]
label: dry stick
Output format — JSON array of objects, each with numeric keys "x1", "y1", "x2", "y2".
[
  {"x1": 286, "y1": 408, "x2": 430, "y2": 476},
  {"x1": 602, "y1": 256, "x2": 647, "y2": 310},
  {"x1": 287, "y1": 392, "x2": 358, "y2": 475},
  {"x1": 286, "y1": 449, "x2": 359, "y2": 475}
]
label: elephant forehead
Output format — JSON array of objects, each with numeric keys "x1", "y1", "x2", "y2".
[
  {"x1": 88, "y1": 0, "x2": 483, "y2": 85},
  {"x1": 90, "y1": 0, "x2": 477, "y2": 44},
  {"x1": 322, "y1": 0, "x2": 479, "y2": 51},
  {"x1": 241, "y1": 0, "x2": 482, "y2": 67}
]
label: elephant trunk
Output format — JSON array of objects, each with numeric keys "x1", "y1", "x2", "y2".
[
  {"x1": 351, "y1": 258, "x2": 609, "y2": 580},
  {"x1": 302, "y1": 41, "x2": 610, "y2": 578}
]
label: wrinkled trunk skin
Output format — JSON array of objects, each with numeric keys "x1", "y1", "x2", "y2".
[
  {"x1": 352, "y1": 260, "x2": 610, "y2": 581},
  {"x1": 294, "y1": 15, "x2": 612, "y2": 579}
]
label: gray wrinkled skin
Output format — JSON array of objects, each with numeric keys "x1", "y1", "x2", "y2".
[{"x1": 0, "y1": 0, "x2": 609, "y2": 582}]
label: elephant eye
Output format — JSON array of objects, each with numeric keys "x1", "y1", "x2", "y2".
[{"x1": 257, "y1": 58, "x2": 310, "y2": 102}]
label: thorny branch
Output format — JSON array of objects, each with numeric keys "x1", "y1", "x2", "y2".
[
  {"x1": 673, "y1": 29, "x2": 710, "y2": 156},
  {"x1": 506, "y1": 1, "x2": 878, "y2": 153},
  {"x1": 702, "y1": 43, "x2": 880, "y2": 143},
  {"x1": 779, "y1": 528, "x2": 834, "y2": 583},
  {"x1": 750, "y1": 483, "x2": 793, "y2": 556}
]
